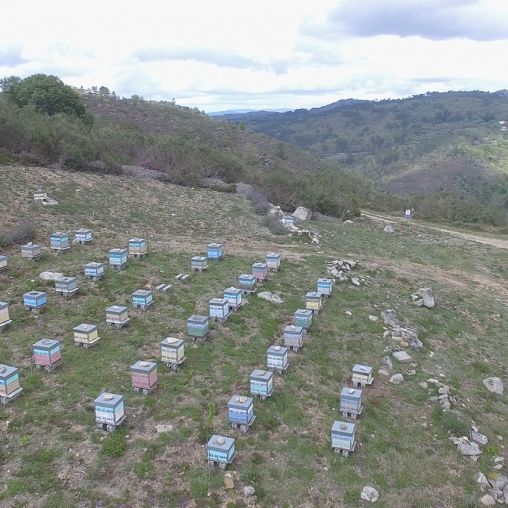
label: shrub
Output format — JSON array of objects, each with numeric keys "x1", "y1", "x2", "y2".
[
  {"x1": 0, "y1": 221, "x2": 36, "y2": 248},
  {"x1": 263, "y1": 216, "x2": 290, "y2": 235},
  {"x1": 100, "y1": 431, "x2": 127, "y2": 458}
]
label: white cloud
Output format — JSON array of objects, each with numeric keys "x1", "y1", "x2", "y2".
[{"x1": 0, "y1": 0, "x2": 507, "y2": 111}]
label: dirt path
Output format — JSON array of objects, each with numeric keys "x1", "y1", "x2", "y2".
[{"x1": 362, "y1": 210, "x2": 508, "y2": 250}]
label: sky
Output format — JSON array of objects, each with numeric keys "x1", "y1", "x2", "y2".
[{"x1": 1, "y1": 0, "x2": 508, "y2": 112}]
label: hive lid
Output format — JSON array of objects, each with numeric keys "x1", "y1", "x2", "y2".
[
  {"x1": 140, "y1": 361, "x2": 149, "y2": 367},
  {"x1": 166, "y1": 337, "x2": 179, "y2": 344},
  {"x1": 216, "y1": 437, "x2": 225, "y2": 445},
  {"x1": 0, "y1": 365, "x2": 6, "y2": 373},
  {"x1": 103, "y1": 393, "x2": 114, "y2": 400},
  {"x1": 274, "y1": 346, "x2": 281, "y2": 351}
]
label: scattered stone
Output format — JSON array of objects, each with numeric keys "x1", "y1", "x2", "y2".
[
  {"x1": 382, "y1": 356, "x2": 393, "y2": 370},
  {"x1": 470, "y1": 431, "x2": 488, "y2": 446},
  {"x1": 381, "y1": 310, "x2": 400, "y2": 328},
  {"x1": 457, "y1": 439, "x2": 481, "y2": 458},
  {"x1": 378, "y1": 369, "x2": 390, "y2": 376},
  {"x1": 480, "y1": 494, "x2": 496, "y2": 506},
  {"x1": 351, "y1": 277, "x2": 360, "y2": 287},
  {"x1": 383, "y1": 223, "x2": 395, "y2": 233},
  {"x1": 155, "y1": 424, "x2": 174, "y2": 433},
  {"x1": 438, "y1": 386, "x2": 450, "y2": 395},
  {"x1": 492, "y1": 474, "x2": 508, "y2": 490},
  {"x1": 224, "y1": 473, "x2": 235, "y2": 490},
  {"x1": 392, "y1": 351, "x2": 412, "y2": 363},
  {"x1": 292, "y1": 206, "x2": 312, "y2": 221},
  {"x1": 345, "y1": 310, "x2": 352, "y2": 316},
  {"x1": 414, "y1": 288, "x2": 435, "y2": 308},
  {"x1": 311, "y1": 237, "x2": 320, "y2": 246},
  {"x1": 368, "y1": 315, "x2": 378, "y2": 322},
  {"x1": 390, "y1": 374, "x2": 404, "y2": 385},
  {"x1": 483, "y1": 377, "x2": 504, "y2": 395},
  {"x1": 244, "y1": 486, "x2": 256, "y2": 497},
  {"x1": 343, "y1": 220, "x2": 354, "y2": 225},
  {"x1": 419, "y1": 382, "x2": 429, "y2": 389},
  {"x1": 494, "y1": 457, "x2": 505, "y2": 463},
  {"x1": 476, "y1": 472, "x2": 491, "y2": 491},
  {"x1": 360, "y1": 486, "x2": 379, "y2": 503},
  {"x1": 257, "y1": 291, "x2": 284, "y2": 304},
  {"x1": 40, "y1": 271, "x2": 64, "y2": 282}
]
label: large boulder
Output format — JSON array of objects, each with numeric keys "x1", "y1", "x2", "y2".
[
  {"x1": 257, "y1": 291, "x2": 284, "y2": 304},
  {"x1": 40, "y1": 271, "x2": 64, "y2": 282},
  {"x1": 360, "y1": 486, "x2": 379, "y2": 503},
  {"x1": 292, "y1": 206, "x2": 313, "y2": 221},
  {"x1": 483, "y1": 377, "x2": 504, "y2": 395},
  {"x1": 415, "y1": 288, "x2": 435, "y2": 308}
]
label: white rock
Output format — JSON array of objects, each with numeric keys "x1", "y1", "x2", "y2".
[
  {"x1": 483, "y1": 377, "x2": 504, "y2": 395},
  {"x1": 351, "y1": 277, "x2": 360, "y2": 287},
  {"x1": 345, "y1": 311, "x2": 352, "y2": 317},
  {"x1": 392, "y1": 351, "x2": 412, "y2": 363},
  {"x1": 257, "y1": 291, "x2": 284, "y2": 304},
  {"x1": 415, "y1": 288, "x2": 435, "y2": 308},
  {"x1": 383, "y1": 223, "x2": 395, "y2": 233},
  {"x1": 360, "y1": 486, "x2": 379, "y2": 503},
  {"x1": 480, "y1": 494, "x2": 496, "y2": 506},
  {"x1": 390, "y1": 374, "x2": 404, "y2": 385},
  {"x1": 419, "y1": 382, "x2": 429, "y2": 389},
  {"x1": 39, "y1": 271, "x2": 64, "y2": 281},
  {"x1": 378, "y1": 369, "x2": 390, "y2": 376},
  {"x1": 457, "y1": 441, "x2": 481, "y2": 457},
  {"x1": 244, "y1": 485, "x2": 255, "y2": 497},
  {"x1": 343, "y1": 220, "x2": 354, "y2": 225},
  {"x1": 471, "y1": 431, "x2": 488, "y2": 445},
  {"x1": 155, "y1": 424, "x2": 174, "y2": 433},
  {"x1": 368, "y1": 315, "x2": 378, "y2": 322},
  {"x1": 475, "y1": 472, "x2": 490, "y2": 491},
  {"x1": 292, "y1": 206, "x2": 312, "y2": 221}
]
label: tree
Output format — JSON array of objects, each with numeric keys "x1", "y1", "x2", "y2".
[{"x1": 2, "y1": 74, "x2": 90, "y2": 122}]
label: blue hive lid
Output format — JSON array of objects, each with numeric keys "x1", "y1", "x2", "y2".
[
  {"x1": 33, "y1": 338, "x2": 60, "y2": 349},
  {"x1": 332, "y1": 420, "x2": 356, "y2": 435},
  {"x1": 109, "y1": 248, "x2": 127, "y2": 254},
  {"x1": 228, "y1": 395, "x2": 253, "y2": 409},
  {"x1": 284, "y1": 325, "x2": 303, "y2": 333},
  {"x1": 106, "y1": 305, "x2": 127, "y2": 313},
  {"x1": 132, "y1": 289, "x2": 151, "y2": 297},
  {"x1": 267, "y1": 345, "x2": 287, "y2": 355},
  {"x1": 251, "y1": 369, "x2": 272, "y2": 380},
  {"x1": 317, "y1": 278, "x2": 333, "y2": 283},
  {"x1": 0, "y1": 301, "x2": 8, "y2": 309},
  {"x1": 188, "y1": 314, "x2": 208, "y2": 324},
  {"x1": 340, "y1": 386, "x2": 362, "y2": 399},
  {"x1": 73, "y1": 323, "x2": 97, "y2": 333},
  {"x1": 207, "y1": 435, "x2": 234, "y2": 451},
  {"x1": 161, "y1": 337, "x2": 184, "y2": 347},
  {"x1": 0, "y1": 364, "x2": 18, "y2": 378},
  {"x1": 208, "y1": 243, "x2": 222, "y2": 248},
  {"x1": 129, "y1": 238, "x2": 145, "y2": 243},
  {"x1": 25, "y1": 290, "x2": 45, "y2": 298},
  {"x1": 75, "y1": 228, "x2": 91, "y2": 234},
  {"x1": 224, "y1": 287, "x2": 241, "y2": 294},
  {"x1": 57, "y1": 276, "x2": 76, "y2": 284},
  {"x1": 352, "y1": 364, "x2": 373, "y2": 375},
  {"x1": 252, "y1": 262, "x2": 267, "y2": 269},
  {"x1": 131, "y1": 360, "x2": 157, "y2": 373},
  {"x1": 266, "y1": 252, "x2": 281, "y2": 258},
  {"x1": 306, "y1": 291, "x2": 321, "y2": 298},
  {"x1": 210, "y1": 298, "x2": 227, "y2": 305},
  {"x1": 192, "y1": 255, "x2": 207, "y2": 261},
  {"x1": 85, "y1": 261, "x2": 103, "y2": 268},
  {"x1": 94, "y1": 392, "x2": 123, "y2": 407}
]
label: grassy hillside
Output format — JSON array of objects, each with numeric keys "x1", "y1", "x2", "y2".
[{"x1": 0, "y1": 166, "x2": 506, "y2": 507}]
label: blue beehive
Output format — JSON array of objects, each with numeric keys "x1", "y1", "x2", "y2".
[
  {"x1": 55, "y1": 276, "x2": 78, "y2": 296},
  {"x1": 191, "y1": 255, "x2": 208, "y2": 272},
  {"x1": 283, "y1": 325, "x2": 304, "y2": 351},
  {"x1": 331, "y1": 420, "x2": 356, "y2": 456},
  {"x1": 265, "y1": 252, "x2": 281, "y2": 271},
  {"x1": 250, "y1": 369, "x2": 274, "y2": 399},
  {"x1": 109, "y1": 248, "x2": 128, "y2": 270},
  {"x1": 266, "y1": 345, "x2": 288, "y2": 373},
  {"x1": 317, "y1": 278, "x2": 334, "y2": 297},
  {"x1": 50, "y1": 232, "x2": 70, "y2": 252},
  {"x1": 238, "y1": 274, "x2": 256, "y2": 293},
  {"x1": 282, "y1": 216, "x2": 295, "y2": 227},
  {"x1": 21, "y1": 243, "x2": 42, "y2": 260},
  {"x1": 84, "y1": 262, "x2": 104, "y2": 280},
  {"x1": 209, "y1": 298, "x2": 230, "y2": 321},
  {"x1": 23, "y1": 291, "x2": 47, "y2": 311},
  {"x1": 75, "y1": 229, "x2": 92, "y2": 244},
  {"x1": 132, "y1": 290, "x2": 153, "y2": 310},
  {"x1": 187, "y1": 315, "x2": 209, "y2": 339},
  {"x1": 293, "y1": 309, "x2": 313, "y2": 330},
  {"x1": 228, "y1": 395, "x2": 255, "y2": 431},
  {"x1": 0, "y1": 255, "x2": 7, "y2": 272},
  {"x1": 340, "y1": 387, "x2": 363, "y2": 420},
  {"x1": 224, "y1": 287, "x2": 242, "y2": 310},
  {"x1": 207, "y1": 243, "x2": 223, "y2": 260},
  {"x1": 94, "y1": 392, "x2": 125, "y2": 430},
  {"x1": 207, "y1": 435, "x2": 235, "y2": 467}
]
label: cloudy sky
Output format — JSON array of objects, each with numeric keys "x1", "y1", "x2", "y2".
[{"x1": 1, "y1": 0, "x2": 508, "y2": 111}]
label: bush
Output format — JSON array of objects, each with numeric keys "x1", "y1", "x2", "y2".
[
  {"x1": 263, "y1": 216, "x2": 290, "y2": 235},
  {"x1": 0, "y1": 221, "x2": 36, "y2": 247},
  {"x1": 100, "y1": 431, "x2": 127, "y2": 458},
  {"x1": 431, "y1": 406, "x2": 469, "y2": 436}
]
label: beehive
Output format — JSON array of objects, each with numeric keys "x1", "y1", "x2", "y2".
[
  {"x1": 351, "y1": 364, "x2": 374, "y2": 388},
  {"x1": 0, "y1": 364, "x2": 22, "y2": 403},
  {"x1": 282, "y1": 215, "x2": 295, "y2": 227},
  {"x1": 209, "y1": 298, "x2": 230, "y2": 321},
  {"x1": 0, "y1": 302, "x2": 12, "y2": 331},
  {"x1": 132, "y1": 289, "x2": 153, "y2": 310},
  {"x1": 128, "y1": 238, "x2": 148, "y2": 258},
  {"x1": 130, "y1": 360, "x2": 158, "y2": 393},
  {"x1": 23, "y1": 291, "x2": 47, "y2": 311},
  {"x1": 265, "y1": 252, "x2": 281, "y2": 271},
  {"x1": 105, "y1": 305, "x2": 130, "y2": 327},
  {"x1": 252, "y1": 262, "x2": 268, "y2": 282},
  {"x1": 223, "y1": 287, "x2": 242, "y2": 310},
  {"x1": 317, "y1": 278, "x2": 334, "y2": 297},
  {"x1": 340, "y1": 387, "x2": 363, "y2": 420},
  {"x1": 94, "y1": 392, "x2": 125, "y2": 429},
  {"x1": 266, "y1": 345, "x2": 288, "y2": 373},
  {"x1": 404, "y1": 209, "x2": 412, "y2": 220},
  {"x1": 54, "y1": 276, "x2": 78, "y2": 296},
  {"x1": 191, "y1": 255, "x2": 208, "y2": 272},
  {"x1": 109, "y1": 248, "x2": 128, "y2": 270},
  {"x1": 84, "y1": 262, "x2": 104, "y2": 280},
  {"x1": 32, "y1": 339, "x2": 62, "y2": 370},
  {"x1": 161, "y1": 337, "x2": 186, "y2": 368},
  {"x1": 75, "y1": 229, "x2": 92, "y2": 244},
  {"x1": 50, "y1": 232, "x2": 70, "y2": 252},
  {"x1": 228, "y1": 395, "x2": 255, "y2": 431},
  {"x1": 293, "y1": 309, "x2": 313, "y2": 330},
  {"x1": 305, "y1": 291, "x2": 322, "y2": 313},
  {"x1": 187, "y1": 315, "x2": 209, "y2": 338},
  {"x1": 73, "y1": 324, "x2": 100, "y2": 347},
  {"x1": 249, "y1": 369, "x2": 274, "y2": 399},
  {"x1": 0, "y1": 255, "x2": 7, "y2": 272},
  {"x1": 207, "y1": 435, "x2": 235, "y2": 467},
  {"x1": 238, "y1": 273, "x2": 256, "y2": 293},
  {"x1": 331, "y1": 421, "x2": 356, "y2": 456},
  {"x1": 283, "y1": 325, "x2": 304, "y2": 351},
  {"x1": 207, "y1": 243, "x2": 223, "y2": 260},
  {"x1": 21, "y1": 243, "x2": 42, "y2": 260}
]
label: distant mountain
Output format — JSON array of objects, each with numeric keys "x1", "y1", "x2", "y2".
[{"x1": 208, "y1": 108, "x2": 292, "y2": 117}]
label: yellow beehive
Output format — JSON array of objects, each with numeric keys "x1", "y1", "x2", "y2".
[
  {"x1": 73, "y1": 324, "x2": 100, "y2": 346},
  {"x1": 305, "y1": 292, "x2": 322, "y2": 312},
  {"x1": 0, "y1": 303, "x2": 10, "y2": 325},
  {"x1": 161, "y1": 337, "x2": 185, "y2": 365}
]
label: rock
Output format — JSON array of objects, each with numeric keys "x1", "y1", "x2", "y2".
[
  {"x1": 476, "y1": 472, "x2": 491, "y2": 491},
  {"x1": 360, "y1": 486, "x2": 379, "y2": 503},
  {"x1": 494, "y1": 456, "x2": 505, "y2": 463},
  {"x1": 343, "y1": 220, "x2": 354, "y2": 225},
  {"x1": 382, "y1": 356, "x2": 393, "y2": 370},
  {"x1": 390, "y1": 374, "x2": 404, "y2": 385},
  {"x1": 224, "y1": 473, "x2": 235, "y2": 489},
  {"x1": 345, "y1": 311, "x2": 352, "y2": 317},
  {"x1": 381, "y1": 310, "x2": 400, "y2": 328},
  {"x1": 257, "y1": 292, "x2": 284, "y2": 304},
  {"x1": 368, "y1": 315, "x2": 378, "y2": 322},
  {"x1": 416, "y1": 288, "x2": 435, "y2": 308},
  {"x1": 383, "y1": 223, "x2": 395, "y2": 233},
  {"x1": 351, "y1": 277, "x2": 360, "y2": 287},
  {"x1": 457, "y1": 440, "x2": 481, "y2": 457},
  {"x1": 40, "y1": 271, "x2": 64, "y2": 281},
  {"x1": 483, "y1": 377, "x2": 504, "y2": 395},
  {"x1": 479, "y1": 494, "x2": 496, "y2": 506},
  {"x1": 244, "y1": 485, "x2": 255, "y2": 497},
  {"x1": 492, "y1": 474, "x2": 508, "y2": 490},
  {"x1": 440, "y1": 398, "x2": 451, "y2": 409},
  {"x1": 470, "y1": 431, "x2": 488, "y2": 445},
  {"x1": 378, "y1": 369, "x2": 390, "y2": 376},
  {"x1": 155, "y1": 424, "x2": 174, "y2": 433},
  {"x1": 311, "y1": 237, "x2": 320, "y2": 245},
  {"x1": 392, "y1": 351, "x2": 412, "y2": 363},
  {"x1": 419, "y1": 382, "x2": 429, "y2": 389},
  {"x1": 438, "y1": 386, "x2": 450, "y2": 395},
  {"x1": 292, "y1": 206, "x2": 312, "y2": 221}
]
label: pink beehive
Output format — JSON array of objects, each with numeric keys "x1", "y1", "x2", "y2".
[
  {"x1": 130, "y1": 361, "x2": 158, "y2": 394},
  {"x1": 32, "y1": 339, "x2": 61, "y2": 369}
]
